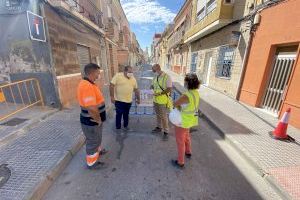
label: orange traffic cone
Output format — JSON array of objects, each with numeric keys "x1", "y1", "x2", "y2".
[{"x1": 272, "y1": 108, "x2": 291, "y2": 140}]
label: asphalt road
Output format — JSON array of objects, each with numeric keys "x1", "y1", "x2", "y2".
[
  {"x1": 43, "y1": 114, "x2": 281, "y2": 200},
  {"x1": 44, "y1": 65, "x2": 281, "y2": 200}
]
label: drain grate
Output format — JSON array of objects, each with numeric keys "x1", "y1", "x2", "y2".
[
  {"x1": 0, "y1": 164, "x2": 11, "y2": 188},
  {"x1": 0, "y1": 118, "x2": 28, "y2": 126}
]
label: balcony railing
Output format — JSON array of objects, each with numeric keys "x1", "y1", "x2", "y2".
[
  {"x1": 63, "y1": 0, "x2": 103, "y2": 28},
  {"x1": 169, "y1": 24, "x2": 185, "y2": 49}
]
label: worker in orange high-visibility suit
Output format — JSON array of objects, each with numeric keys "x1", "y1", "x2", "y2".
[{"x1": 77, "y1": 63, "x2": 108, "y2": 170}]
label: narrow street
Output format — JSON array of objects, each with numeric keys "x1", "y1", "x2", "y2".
[
  {"x1": 43, "y1": 65, "x2": 280, "y2": 200},
  {"x1": 1, "y1": 0, "x2": 300, "y2": 199}
]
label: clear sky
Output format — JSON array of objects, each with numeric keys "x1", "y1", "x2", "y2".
[{"x1": 120, "y1": 0, "x2": 185, "y2": 52}]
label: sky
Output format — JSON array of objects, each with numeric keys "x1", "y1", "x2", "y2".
[{"x1": 120, "y1": 0, "x2": 185, "y2": 53}]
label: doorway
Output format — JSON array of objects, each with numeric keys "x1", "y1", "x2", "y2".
[
  {"x1": 202, "y1": 52, "x2": 213, "y2": 86},
  {"x1": 262, "y1": 47, "x2": 297, "y2": 115}
]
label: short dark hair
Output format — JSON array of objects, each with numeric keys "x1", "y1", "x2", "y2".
[
  {"x1": 124, "y1": 65, "x2": 132, "y2": 72},
  {"x1": 84, "y1": 63, "x2": 100, "y2": 76},
  {"x1": 153, "y1": 64, "x2": 160, "y2": 68},
  {"x1": 184, "y1": 73, "x2": 201, "y2": 90}
]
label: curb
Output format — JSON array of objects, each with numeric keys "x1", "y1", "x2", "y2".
[
  {"x1": 24, "y1": 104, "x2": 114, "y2": 200},
  {"x1": 173, "y1": 83, "x2": 292, "y2": 200},
  {"x1": 201, "y1": 111, "x2": 292, "y2": 200},
  {"x1": 24, "y1": 134, "x2": 85, "y2": 200}
]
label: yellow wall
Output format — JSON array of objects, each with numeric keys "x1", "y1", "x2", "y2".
[{"x1": 185, "y1": 0, "x2": 233, "y2": 40}]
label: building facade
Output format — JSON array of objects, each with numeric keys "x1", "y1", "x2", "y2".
[
  {"x1": 184, "y1": 0, "x2": 254, "y2": 98},
  {"x1": 0, "y1": 0, "x2": 143, "y2": 109},
  {"x1": 168, "y1": 0, "x2": 192, "y2": 75},
  {"x1": 151, "y1": 33, "x2": 162, "y2": 64},
  {"x1": 239, "y1": 0, "x2": 300, "y2": 128}
]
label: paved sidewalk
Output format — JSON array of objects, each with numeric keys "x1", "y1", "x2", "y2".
[
  {"x1": 167, "y1": 69, "x2": 300, "y2": 200},
  {"x1": 0, "y1": 108, "x2": 85, "y2": 200},
  {"x1": 0, "y1": 107, "x2": 57, "y2": 144}
]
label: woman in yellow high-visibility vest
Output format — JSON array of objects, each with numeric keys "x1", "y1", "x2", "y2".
[{"x1": 172, "y1": 73, "x2": 200, "y2": 169}]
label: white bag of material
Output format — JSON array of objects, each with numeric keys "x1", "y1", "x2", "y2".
[{"x1": 169, "y1": 108, "x2": 182, "y2": 126}]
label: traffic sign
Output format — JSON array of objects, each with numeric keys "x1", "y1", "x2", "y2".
[{"x1": 26, "y1": 11, "x2": 46, "y2": 42}]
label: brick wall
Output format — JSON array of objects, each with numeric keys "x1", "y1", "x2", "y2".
[
  {"x1": 45, "y1": 4, "x2": 102, "y2": 76},
  {"x1": 44, "y1": 4, "x2": 109, "y2": 107},
  {"x1": 57, "y1": 71, "x2": 105, "y2": 108},
  {"x1": 117, "y1": 50, "x2": 129, "y2": 67},
  {"x1": 108, "y1": 43, "x2": 119, "y2": 77},
  {"x1": 190, "y1": 22, "x2": 250, "y2": 98},
  {"x1": 172, "y1": 65, "x2": 182, "y2": 74}
]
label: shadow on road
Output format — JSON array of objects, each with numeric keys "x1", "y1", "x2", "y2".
[{"x1": 43, "y1": 64, "x2": 276, "y2": 200}]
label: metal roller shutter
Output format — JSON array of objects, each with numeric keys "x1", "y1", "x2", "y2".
[{"x1": 77, "y1": 44, "x2": 91, "y2": 75}]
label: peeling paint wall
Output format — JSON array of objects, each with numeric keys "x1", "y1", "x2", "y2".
[{"x1": 0, "y1": 0, "x2": 60, "y2": 107}]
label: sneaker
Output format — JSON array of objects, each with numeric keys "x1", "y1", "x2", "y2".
[
  {"x1": 171, "y1": 160, "x2": 184, "y2": 169},
  {"x1": 87, "y1": 161, "x2": 105, "y2": 170},
  {"x1": 162, "y1": 132, "x2": 169, "y2": 141},
  {"x1": 185, "y1": 153, "x2": 192, "y2": 159},
  {"x1": 151, "y1": 127, "x2": 162, "y2": 133},
  {"x1": 190, "y1": 128, "x2": 198, "y2": 133},
  {"x1": 123, "y1": 127, "x2": 133, "y2": 132}
]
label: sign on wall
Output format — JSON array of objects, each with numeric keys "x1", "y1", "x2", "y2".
[
  {"x1": 139, "y1": 89, "x2": 154, "y2": 107},
  {"x1": 26, "y1": 11, "x2": 46, "y2": 42}
]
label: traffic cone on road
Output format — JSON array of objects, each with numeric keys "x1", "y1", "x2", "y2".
[{"x1": 272, "y1": 108, "x2": 291, "y2": 140}]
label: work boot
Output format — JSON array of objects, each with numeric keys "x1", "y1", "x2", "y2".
[
  {"x1": 151, "y1": 127, "x2": 162, "y2": 133},
  {"x1": 171, "y1": 160, "x2": 184, "y2": 169},
  {"x1": 87, "y1": 161, "x2": 105, "y2": 170},
  {"x1": 162, "y1": 132, "x2": 169, "y2": 141}
]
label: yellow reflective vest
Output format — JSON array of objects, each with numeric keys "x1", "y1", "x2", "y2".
[
  {"x1": 152, "y1": 73, "x2": 169, "y2": 105},
  {"x1": 181, "y1": 89, "x2": 200, "y2": 128}
]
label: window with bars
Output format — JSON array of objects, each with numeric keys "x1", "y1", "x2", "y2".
[{"x1": 216, "y1": 46, "x2": 235, "y2": 78}]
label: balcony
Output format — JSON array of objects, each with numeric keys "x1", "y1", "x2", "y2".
[
  {"x1": 48, "y1": 0, "x2": 105, "y2": 34},
  {"x1": 169, "y1": 24, "x2": 186, "y2": 50},
  {"x1": 106, "y1": 17, "x2": 120, "y2": 42},
  {"x1": 184, "y1": 0, "x2": 234, "y2": 43}
]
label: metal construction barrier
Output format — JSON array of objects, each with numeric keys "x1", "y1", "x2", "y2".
[
  {"x1": 129, "y1": 90, "x2": 180, "y2": 115},
  {"x1": 0, "y1": 79, "x2": 44, "y2": 121}
]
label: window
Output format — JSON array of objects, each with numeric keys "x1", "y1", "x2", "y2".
[
  {"x1": 207, "y1": 0, "x2": 217, "y2": 14},
  {"x1": 197, "y1": 8, "x2": 205, "y2": 21},
  {"x1": 216, "y1": 46, "x2": 235, "y2": 78},
  {"x1": 196, "y1": 0, "x2": 217, "y2": 21},
  {"x1": 190, "y1": 52, "x2": 198, "y2": 73}
]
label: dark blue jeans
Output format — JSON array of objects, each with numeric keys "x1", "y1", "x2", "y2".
[{"x1": 115, "y1": 101, "x2": 132, "y2": 129}]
